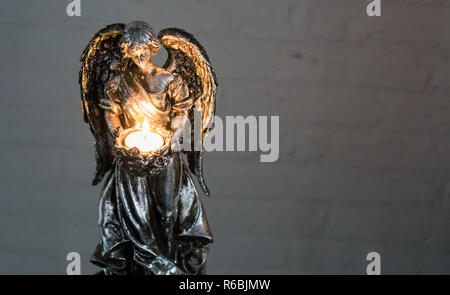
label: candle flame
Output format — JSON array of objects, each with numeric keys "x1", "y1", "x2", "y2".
[{"x1": 141, "y1": 117, "x2": 150, "y2": 131}]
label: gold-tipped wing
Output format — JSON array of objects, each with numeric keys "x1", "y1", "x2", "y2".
[
  {"x1": 79, "y1": 23, "x2": 125, "y2": 185},
  {"x1": 159, "y1": 28, "x2": 218, "y2": 196},
  {"x1": 159, "y1": 28, "x2": 218, "y2": 139}
]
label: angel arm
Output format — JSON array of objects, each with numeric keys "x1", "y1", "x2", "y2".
[
  {"x1": 167, "y1": 76, "x2": 192, "y2": 135},
  {"x1": 103, "y1": 105, "x2": 123, "y2": 138},
  {"x1": 100, "y1": 77, "x2": 125, "y2": 137}
]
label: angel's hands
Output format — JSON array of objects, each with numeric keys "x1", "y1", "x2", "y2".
[{"x1": 113, "y1": 126, "x2": 123, "y2": 138}]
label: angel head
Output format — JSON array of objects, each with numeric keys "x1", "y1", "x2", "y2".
[{"x1": 120, "y1": 21, "x2": 161, "y2": 71}]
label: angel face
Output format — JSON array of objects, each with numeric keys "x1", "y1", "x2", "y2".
[{"x1": 128, "y1": 45, "x2": 159, "y2": 71}]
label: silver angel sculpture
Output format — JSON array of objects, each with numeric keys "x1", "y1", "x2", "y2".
[{"x1": 79, "y1": 21, "x2": 217, "y2": 275}]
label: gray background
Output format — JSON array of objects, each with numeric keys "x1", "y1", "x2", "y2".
[{"x1": 0, "y1": 0, "x2": 449, "y2": 274}]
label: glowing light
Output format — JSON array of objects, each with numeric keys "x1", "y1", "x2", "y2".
[{"x1": 124, "y1": 118, "x2": 164, "y2": 152}]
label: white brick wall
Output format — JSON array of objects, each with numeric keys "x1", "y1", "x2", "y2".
[{"x1": 0, "y1": 0, "x2": 449, "y2": 274}]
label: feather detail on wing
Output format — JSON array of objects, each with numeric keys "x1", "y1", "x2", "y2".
[
  {"x1": 159, "y1": 28, "x2": 218, "y2": 196},
  {"x1": 79, "y1": 23, "x2": 125, "y2": 185}
]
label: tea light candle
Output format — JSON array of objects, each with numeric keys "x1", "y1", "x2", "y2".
[{"x1": 124, "y1": 129, "x2": 164, "y2": 153}]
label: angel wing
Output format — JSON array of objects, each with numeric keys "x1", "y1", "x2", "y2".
[
  {"x1": 159, "y1": 28, "x2": 218, "y2": 196},
  {"x1": 79, "y1": 23, "x2": 125, "y2": 185}
]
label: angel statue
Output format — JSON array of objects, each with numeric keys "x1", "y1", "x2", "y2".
[{"x1": 79, "y1": 21, "x2": 217, "y2": 275}]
